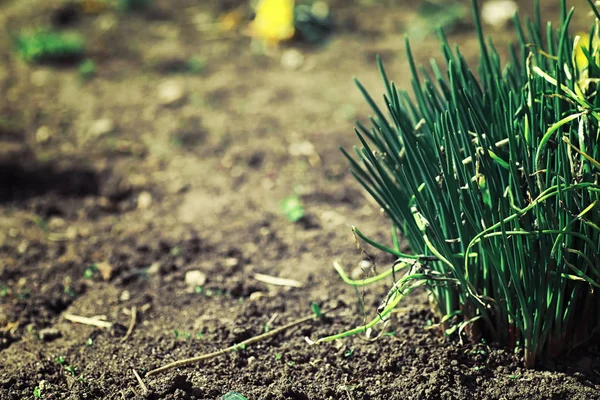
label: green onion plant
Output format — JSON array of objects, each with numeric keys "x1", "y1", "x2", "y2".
[{"x1": 321, "y1": 0, "x2": 600, "y2": 367}]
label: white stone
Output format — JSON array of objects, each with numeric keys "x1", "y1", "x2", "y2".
[
  {"x1": 482, "y1": 0, "x2": 518, "y2": 28},
  {"x1": 185, "y1": 270, "x2": 207, "y2": 290},
  {"x1": 158, "y1": 80, "x2": 187, "y2": 106},
  {"x1": 281, "y1": 49, "x2": 305, "y2": 70},
  {"x1": 137, "y1": 191, "x2": 152, "y2": 209},
  {"x1": 88, "y1": 118, "x2": 115, "y2": 137}
]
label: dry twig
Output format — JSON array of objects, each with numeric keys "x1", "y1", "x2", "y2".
[
  {"x1": 253, "y1": 273, "x2": 303, "y2": 288},
  {"x1": 132, "y1": 368, "x2": 148, "y2": 395},
  {"x1": 146, "y1": 307, "x2": 337, "y2": 376},
  {"x1": 121, "y1": 306, "x2": 137, "y2": 342},
  {"x1": 63, "y1": 313, "x2": 113, "y2": 329}
]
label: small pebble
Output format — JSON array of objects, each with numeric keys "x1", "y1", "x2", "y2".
[
  {"x1": 185, "y1": 270, "x2": 207, "y2": 291},
  {"x1": 120, "y1": 290, "x2": 131, "y2": 302},
  {"x1": 351, "y1": 260, "x2": 374, "y2": 280},
  {"x1": 88, "y1": 118, "x2": 115, "y2": 138},
  {"x1": 137, "y1": 191, "x2": 152, "y2": 209},
  {"x1": 147, "y1": 262, "x2": 161, "y2": 275},
  {"x1": 281, "y1": 49, "x2": 305, "y2": 70},
  {"x1": 35, "y1": 126, "x2": 52, "y2": 143},
  {"x1": 157, "y1": 80, "x2": 187, "y2": 106},
  {"x1": 288, "y1": 141, "x2": 316, "y2": 157},
  {"x1": 96, "y1": 261, "x2": 114, "y2": 281},
  {"x1": 481, "y1": 0, "x2": 518, "y2": 28},
  {"x1": 223, "y1": 257, "x2": 239, "y2": 268}
]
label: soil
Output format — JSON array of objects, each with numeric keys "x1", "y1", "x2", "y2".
[{"x1": 2, "y1": 0, "x2": 600, "y2": 399}]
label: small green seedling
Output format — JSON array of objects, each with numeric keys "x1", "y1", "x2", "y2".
[
  {"x1": 65, "y1": 365, "x2": 76, "y2": 377},
  {"x1": 0, "y1": 283, "x2": 8, "y2": 297},
  {"x1": 281, "y1": 195, "x2": 304, "y2": 222},
  {"x1": 78, "y1": 59, "x2": 96, "y2": 80},
  {"x1": 275, "y1": 353, "x2": 282, "y2": 360},
  {"x1": 222, "y1": 392, "x2": 247, "y2": 400},
  {"x1": 57, "y1": 356, "x2": 66, "y2": 365},
  {"x1": 64, "y1": 285, "x2": 77, "y2": 298},
  {"x1": 86, "y1": 338, "x2": 93, "y2": 346},
  {"x1": 83, "y1": 264, "x2": 98, "y2": 279},
  {"x1": 311, "y1": 302, "x2": 322, "y2": 318},
  {"x1": 33, "y1": 386, "x2": 41, "y2": 398},
  {"x1": 344, "y1": 347, "x2": 355, "y2": 358},
  {"x1": 233, "y1": 343, "x2": 246, "y2": 351},
  {"x1": 16, "y1": 30, "x2": 85, "y2": 64}
]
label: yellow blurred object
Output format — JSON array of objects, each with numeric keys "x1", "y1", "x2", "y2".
[
  {"x1": 250, "y1": 0, "x2": 295, "y2": 45},
  {"x1": 573, "y1": 28, "x2": 600, "y2": 94},
  {"x1": 574, "y1": 32, "x2": 592, "y2": 73}
]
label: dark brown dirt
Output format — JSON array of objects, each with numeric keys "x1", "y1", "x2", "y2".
[{"x1": 1, "y1": 0, "x2": 600, "y2": 399}]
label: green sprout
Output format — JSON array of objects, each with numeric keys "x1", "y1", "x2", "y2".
[
  {"x1": 0, "y1": 283, "x2": 8, "y2": 297},
  {"x1": 64, "y1": 285, "x2": 77, "y2": 298},
  {"x1": 281, "y1": 195, "x2": 304, "y2": 222},
  {"x1": 344, "y1": 347, "x2": 355, "y2": 358},
  {"x1": 65, "y1": 365, "x2": 76, "y2": 377},
  {"x1": 57, "y1": 356, "x2": 66, "y2": 365},
  {"x1": 311, "y1": 301, "x2": 322, "y2": 318},
  {"x1": 322, "y1": 0, "x2": 600, "y2": 368},
  {"x1": 86, "y1": 338, "x2": 93, "y2": 347},
  {"x1": 83, "y1": 264, "x2": 98, "y2": 279},
  {"x1": 275, "y1": 353, "x2": 282, "y2": 360},
  {"x1": 78, "y1": 59, "x2": 96, "y2": 81},
  {"x1": 16, "y1": 30, "x2": 84, "y2": 64},
  {"x1": 33, "y1": 386, "x2": 41, "y2": 398}
]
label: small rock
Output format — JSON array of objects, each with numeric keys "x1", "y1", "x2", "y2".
[
  {"x1": 247, "y1": 356, "x2": 256, "y2": 365},
  {"x1": 288, "y1": 141, "x2": 316, "y2": 157},
  {"x1": 147, "y1": 262, "x2": 161, "y2": 275},
  {"x1": 96, "y1": 261, "x2": 114, "y2": 281},
  {"x1": 88, "y1": 118, "x2": 115, "y2": 138},
  {"x1": 185, "y1": 270, "x2": 207, "y2": 291},
  {"x1": 223, "y1": 257, "x2": 239, "y2": 268},
  {"x1": 157, "y1": 80, "x2": 187, "y2": 106},
  {"x1": 137, "y1": 191, "x2": 152, "y2": 209},
  {"x1": 120, "y1": 290, "x2": 131, "y2": 302},
  {"x1": 35, "y1": 126, "x2": 52, "y2": 143},
  {"x1": 350, "y1": 260, "x2": 374, "y2": 280},
  {"x1": 481, "y1": 0, "x2": 518, "y2": 28},
  {"x1": 281, "y1": 49, "x2": 305, "y2": 70},
  {"x1": 39, "y1": 328, "x2": 62, "y2": 342},
  {"x1": 47, "y1": 217, "x2": 66, "y2": 230}
]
